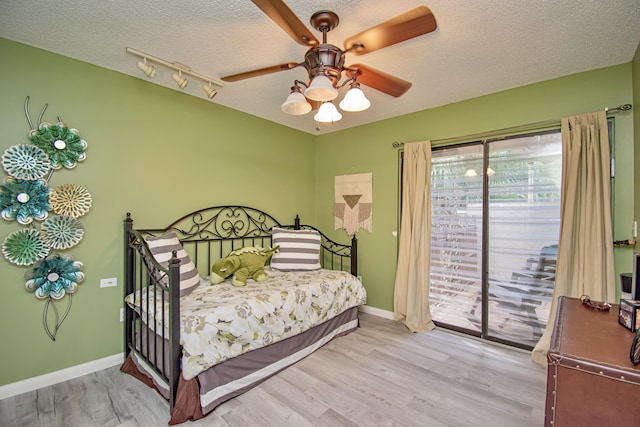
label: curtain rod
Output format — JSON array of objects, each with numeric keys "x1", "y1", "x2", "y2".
[{"x1": 392, "y1": 103, "x2": 633, "y2": 148}]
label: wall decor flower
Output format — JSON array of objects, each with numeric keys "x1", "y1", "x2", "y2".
[
  {"x1": 49, "y1": 183, "x2": 92, "y2": 218},
  {"x1": 0, "y1": 176, "x2": 51, "y2": 224},
  {"x1": 29, "y1": 123, "x2": 87, "y2": 170},
  {"x1": 0, "y1": 97, "x2": 92, "y2": 340},
  {"x1": 1, "y1": 144, "x2": 51, "y2": 181},
  {"x1": 40, "y1": 215, "x2": 84, "y2": 250},
  {"x1": 25, "y1": 253, "x2": 85, "y2": 340},
  {"x1": 26, "y1": 254, "x2": 84, "y2": 300},
  {"x1": 2, "y1": 228, "x2": 51, "y2": 266}
]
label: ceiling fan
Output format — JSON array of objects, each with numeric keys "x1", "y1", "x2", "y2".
[{"x1": 221, "y1": 0, "x2": 438, "y2": 121}]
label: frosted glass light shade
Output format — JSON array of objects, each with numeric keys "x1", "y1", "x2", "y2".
[
  {"x1": 136, "y1": 61, "x2": 156, "y2": 77},
  {"x1": 339, "y1": 87, "x2": 371, "y2": 112},
  {"x1": 281, "y1": 91, "x2": 312, "y2": 115},
  {"x1": 314, "y1": 102, "x2": 342, "y2": 123},
  {"x1": 304, "y1": 75, "x2": 338, "y2": 101}
]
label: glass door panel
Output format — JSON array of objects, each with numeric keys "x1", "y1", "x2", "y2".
[
  {"x1": 429, "y1": 144, "x2": 484, "y2": 332},
  {"x1": 486, "y1": 133, "x2": 561, "y2": 347}
]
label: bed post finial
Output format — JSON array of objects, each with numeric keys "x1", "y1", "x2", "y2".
[{"x1": 294, "y1": 215, "x2": 300, "y2": 230}]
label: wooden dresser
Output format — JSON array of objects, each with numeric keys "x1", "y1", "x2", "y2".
[{"x1": 545, "y1": 296, "x2": 640, "y2": 426}]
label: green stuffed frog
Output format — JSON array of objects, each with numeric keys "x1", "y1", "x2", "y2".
[{"x1": 210, "y1": 246, "x2": 279, "y2": 287}]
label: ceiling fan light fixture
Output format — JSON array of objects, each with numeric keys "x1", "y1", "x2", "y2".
[
  {"x1": 171, "y1": 71, "x2": 188, "y2": 89},
  {"x1": 314, "y1": 102, "x2": 342, "y2": 123},
  {"x1": 339, "y1": 83, "x2": 371, "y2": 112},
  {"x1": 136, "y1": 59, "x2": 156, "y2": 77},
  {"x1": 281, "y1": 87, "x2": 312, "y2": 115},
  {"x1": 304, "y1": 74, "x2": 338, "y2": 102}
]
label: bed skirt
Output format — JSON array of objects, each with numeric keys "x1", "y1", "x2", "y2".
[{"x1": 121, "y1": 306, "x2": 360, "y2": 424}]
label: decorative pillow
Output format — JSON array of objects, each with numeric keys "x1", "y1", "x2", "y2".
[
  {"x1": 144, "y1": 231, "x2": 200, "y2": 297},
  {"x1": 270, "y1": 227, "x2": 321, "y2": 271}
]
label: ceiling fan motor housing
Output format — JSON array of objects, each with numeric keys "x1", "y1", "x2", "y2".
[{"x1": 305, "y1": 44, "x2": 345, "y2": 85}]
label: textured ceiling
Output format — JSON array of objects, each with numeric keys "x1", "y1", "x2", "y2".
[{"x1": 1, "y1": 1, "x2": 639, "y2": 135}]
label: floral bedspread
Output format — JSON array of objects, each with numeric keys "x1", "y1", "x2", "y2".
[{"x1": 125, "y1": 267, "x2": 367, "y2": 380}]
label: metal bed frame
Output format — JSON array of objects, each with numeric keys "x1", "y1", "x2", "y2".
[{"x1": 123, "y1": 205, "x2": 357, "y2": 414}]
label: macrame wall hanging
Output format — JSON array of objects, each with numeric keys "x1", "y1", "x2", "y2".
[
  {"x1": 334, "y1": 172, "x2": 373, "y2": 236},
  {"x1": 0, "y1": 96, "x2": 91, "y2": 340}
]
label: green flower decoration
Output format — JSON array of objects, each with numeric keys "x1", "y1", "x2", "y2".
[
  {"x1": 25, "y1": 253, "x2": 85, "y2": 300},
  {"x1": 2, "y1": 228, "x2": 51, "y2": 266},
  {"x1": 40, "y1": 215, "x2": 84, "y2": 249},
  {"x1": 28, "y1": 122, "x2": 87, "y2": 170},
  {"x1": 0, "y1": 177, "x2": 51, "y2": 224}
]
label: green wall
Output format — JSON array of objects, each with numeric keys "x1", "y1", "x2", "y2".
[
  {"x1": 0, "y1": 38, "x2": 316, "y2": 386},
  {"x1": 1, "y1": 36, "x2": 637, "y2": 388},
  {"x1": 315, "y1": 63, "x2": 635, "y2": 312}
]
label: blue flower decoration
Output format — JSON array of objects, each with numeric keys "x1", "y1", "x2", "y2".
[
  {"x1": 25, "y1": 253, "x2": 85, "y2": 300},
  {"x1": 0, "y1": 176, "x2": 50, "y2": 224},
  {"x1": 28, "y1": 122, "x2": 87, "y2": 170}
]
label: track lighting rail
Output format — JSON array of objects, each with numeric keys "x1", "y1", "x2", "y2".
[{"x1": 126, "y1": 47, "x2": 224, "y2": 96}]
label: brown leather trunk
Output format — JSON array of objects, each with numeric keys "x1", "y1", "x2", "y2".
[{"x1": 545, "y1": 296, "x2": 640, "y2": 426}]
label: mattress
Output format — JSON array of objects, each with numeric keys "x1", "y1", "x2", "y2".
[{"x1": 125, "y1": 267, "x2": 367, "y2": 380}]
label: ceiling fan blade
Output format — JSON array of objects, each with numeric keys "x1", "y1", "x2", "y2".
[
  {"x1": 251, "y1": 0, "x2": 319, "y2": 47},
  {"x1": 221, "y1": 62, "x2": 300, "y2": 82},
  {"x1": 347, "y1": 64, "x2": 412, "y2": 98},
  {"x1": 344, "y1": 6, "x2": 437, "y2": 55}
]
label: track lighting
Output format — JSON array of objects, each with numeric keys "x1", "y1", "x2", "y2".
[
  {"x1": 126, "y1": 47, "x2": 223, "y2": 99},
  {"x1": 202, "y1": 82, "x2": 217, "y2": 99},
  {"x1": 136, "y1": 58, "x2": 156, "y2": 77},
  {"x1": 172, "y1": 71, "x2": 188, "y2": 89}
]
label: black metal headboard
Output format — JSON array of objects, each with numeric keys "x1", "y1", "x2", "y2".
[{"x1": 126, "y1": 205, "x2": 357, "y2": 277}]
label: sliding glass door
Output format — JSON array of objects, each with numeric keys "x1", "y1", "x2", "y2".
[{"x1": 428, "y1": 131, "x2": 561, "y2": 348}]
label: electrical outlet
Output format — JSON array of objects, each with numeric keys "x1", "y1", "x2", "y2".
[
  {"x1": 100, "y1": 277, "x2": 117, "y2": 288},
  {"x1": 120, "y1": 307, "x2": 124, "y2": 322}
]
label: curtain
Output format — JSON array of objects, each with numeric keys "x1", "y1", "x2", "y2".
[
  {"x1": 393, "y1": 141, "x2": 435, "y2": 332},
  {"x1": 531, "y1": 111, "x2": 615, "y2": 365}
]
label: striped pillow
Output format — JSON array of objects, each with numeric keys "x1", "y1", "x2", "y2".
[
  {"x1": 144, "y1": 231, "x2": 200, "y2": 297},
  {"x1": 270, "y1": 227, "x2": 321, "y2": 271}
]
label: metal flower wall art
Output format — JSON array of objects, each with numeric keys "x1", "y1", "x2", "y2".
[{"x1": 0, "y1": 97, "x2": 91, "y2": 340}]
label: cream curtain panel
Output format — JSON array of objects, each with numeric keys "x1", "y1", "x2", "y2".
[
  {"x1": 393, "y1": 141, "x2": 435, "y2": 332},
  {"x1": 531, "y1": 111, "x2": 615, "y2": 365}
]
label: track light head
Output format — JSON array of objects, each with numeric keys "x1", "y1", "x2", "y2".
[
  {"x1": 136, "y1": 59, "x2": 156, "y2": 77},
  {"x1": 172, "y1": 71, "x2": 188, "y2": 89},
  {"x1": 202, "y1": 82, "x2": 217, "y2": 99}
]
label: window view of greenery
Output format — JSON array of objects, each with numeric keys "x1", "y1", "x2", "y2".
[{"x1": 429, "y1": 131, "x2": 562, "y2": 348}]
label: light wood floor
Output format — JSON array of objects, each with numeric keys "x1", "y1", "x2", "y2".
[{"x1": 0, "y1": 313, "x2": 547, "y2": 426}]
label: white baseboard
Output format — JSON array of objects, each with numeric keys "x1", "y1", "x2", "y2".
[
  {"x1": 359, "y1": 305, "x2": 395, "y2": 320},
  {"x1": 0, "y1": 353, "x2": 124, "y2": 400}
]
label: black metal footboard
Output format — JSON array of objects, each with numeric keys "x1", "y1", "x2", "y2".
[{"x1": 123, "y1": 206, "x2": 357, "y2": 415}]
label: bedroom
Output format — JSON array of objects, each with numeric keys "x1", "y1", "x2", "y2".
[{"x1": 0, "y1": 0, "x2": 639, "y2": 425}]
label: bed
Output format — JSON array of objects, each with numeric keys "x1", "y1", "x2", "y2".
[{"x1": 120, "y1": 205, "x2": 366, "y2": 424}]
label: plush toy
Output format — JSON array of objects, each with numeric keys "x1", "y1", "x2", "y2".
[{"x1": 210, "y1": 246, "x2": 279, "y2": 287}]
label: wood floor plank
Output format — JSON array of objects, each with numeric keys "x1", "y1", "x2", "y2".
[{"x1": 0, "y1": 312, "x2": 546, "y2": 426}]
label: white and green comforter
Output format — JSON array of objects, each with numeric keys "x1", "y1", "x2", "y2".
[{"x1": 126, "y1": 267, "x2": 367, "y2": 380}]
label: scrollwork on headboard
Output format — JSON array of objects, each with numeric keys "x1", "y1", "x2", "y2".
[{"x1": 148, "y1": 206, "x2": 282, "y2": 241}]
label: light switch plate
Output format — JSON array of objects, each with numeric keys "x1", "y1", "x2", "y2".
[{"x1": 100, "y1": 277, "x2": 117, "y2": 288}]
